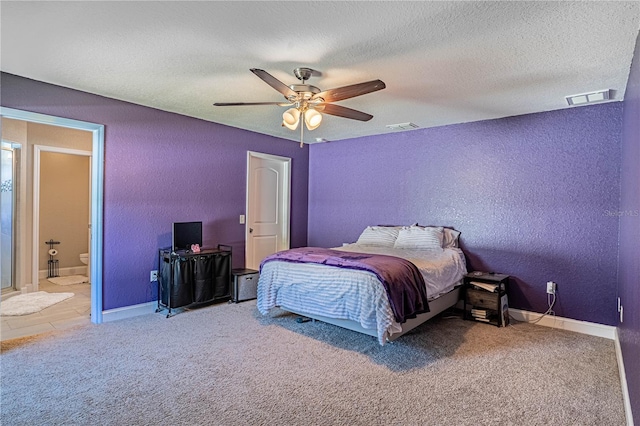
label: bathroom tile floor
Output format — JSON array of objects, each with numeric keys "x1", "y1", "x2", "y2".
[{"x1": 1, "y1": 279, "x2": 91, "y2": 341}]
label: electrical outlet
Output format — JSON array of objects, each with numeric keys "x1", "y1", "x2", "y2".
[
  {"x1": 546, "y1": 281, "x2": 556, "y2": 294},
  {"x1": 620, "y1": 305, "x2": 624, "y2": 323},
  {"x1": 150, "y1": 270, "x2": 158, "y2": 282},
  {"x1": 618, "y1": 297, "x2": 621, "y2": 312}
]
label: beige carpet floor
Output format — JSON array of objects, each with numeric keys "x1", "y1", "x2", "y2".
[{"x1": 0, "y1": 300, "x2": 626, "y2": 425}]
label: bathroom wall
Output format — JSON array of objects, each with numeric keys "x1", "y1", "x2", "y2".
[
  {"x1": 1, "y1": 117, "x2": 92, "y2": 285},
  {"x1": 2, "y1": 118, "x2": 27, "y2": 142},
  {"x1": 39, "y1": 151, "x2": 90, "y2": 273}
]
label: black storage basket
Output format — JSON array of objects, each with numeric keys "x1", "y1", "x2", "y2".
[
  {"x1": 213, "y1": 251, "x2": 231, "y2": 298},
  {"x1": 193, "y1": 255, "x2": 215, "y2": 303},
  {"x1": 160, "y1": 255, "x2": 194, "y2": 308}
]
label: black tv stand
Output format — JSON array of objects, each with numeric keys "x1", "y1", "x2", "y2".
[{"x1": 156, "y1": 244, "x2": 232, "y2": 317}]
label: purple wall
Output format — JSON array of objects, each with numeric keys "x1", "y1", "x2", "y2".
[
  {"x1": 619, "y1": 32, "x2": 640, "y2": 423},
  {"x1": 1, "y1": 73, "x2": 309, "y2": 310},
  {"x1": 309, "y1": 103, "x2": 622, "y2": 326}
]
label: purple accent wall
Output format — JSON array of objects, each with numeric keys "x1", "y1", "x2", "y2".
[
  {"x1": 1, "y1": 73, "x2": 309, "y2": 310},
  {"x1": 619, "y1": 32, "x2": 640, "y2": 423},
  {"x1": 309, "y1": 103, "x2": 622, "y2": 326}
]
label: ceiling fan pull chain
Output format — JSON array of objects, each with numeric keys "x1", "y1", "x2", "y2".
[{"x1": 300, "y1": 113, "x2": 304, "y2": 148}]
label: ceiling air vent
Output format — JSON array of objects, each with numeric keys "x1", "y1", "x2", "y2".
[
  {"x1": 385, "y1": 122, "x2": 420, "y2": 131},
  {"x1": 565, "y1": 89, "x2": 611, "y2": 106}
]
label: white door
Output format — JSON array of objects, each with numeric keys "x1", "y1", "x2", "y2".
[{"x1": 246, "y1": 151, "x2": 291, "y2": 270}]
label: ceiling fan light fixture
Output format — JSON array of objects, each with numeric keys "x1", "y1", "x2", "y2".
[
  {"x1": 216, "y1": 68, "x2": 386, "y2": 146},
  {"x1": 282, "y1": 108, "x2": 300, "y2": 130},
  {"x1": 304, "y1": 109, "x2": 322, "y2": 130}
]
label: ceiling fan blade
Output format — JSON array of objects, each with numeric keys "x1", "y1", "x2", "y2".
[
  {"x1": 316, "y1": 103, "x2": 373, "y2": 121},
  {"x1": 250, "y1": 68, "x2": 297, "y2": 99},
  {"x1": 312, "y1": 79, "x2": 385, "y2": 103},
  {"x1": 213, "y1": 102, "x2": 292, "y2": 106}
]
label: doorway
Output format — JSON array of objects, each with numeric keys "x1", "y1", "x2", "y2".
[
  {"x1": 0, "y1": 107, "x2": 105, "y2": 324},
  {"x1": 33, "y1": 147, "x2": 92, "y2": 289},
  {"x1": 245, "y1": 151, "x2": 291, "y2": 270}
]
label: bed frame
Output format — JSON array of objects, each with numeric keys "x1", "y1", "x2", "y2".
[{"x1": 284, "y1": 286, "x2": 462, "y2": 343}]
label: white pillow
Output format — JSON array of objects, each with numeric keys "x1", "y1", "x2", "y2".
[
  {"x1": 413, "y1": 224, "x2": 461, "y2": 248},
  {"x1": 442, "y1": 228, "x2": 461, "y2": 248},
  {"x1": 394, "y1": 226, "x2": 444, "y2": 250},
  {"x1": 356, "y1": 226, "x2": 400, "y2": 247}
]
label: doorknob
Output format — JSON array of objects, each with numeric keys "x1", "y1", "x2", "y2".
[{"x1": 249, "y1": 228, "x2": 253, "y2": 233}]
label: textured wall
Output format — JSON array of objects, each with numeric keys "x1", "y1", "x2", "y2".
[
  {"x1": 309, "y1": 103, "x2": 622, "y2": 326},
  {"x1": 618, "y1": 31, "x2": 640, "y2": 424},
  {"x1": 1, "y1": 72, "x2": 309, "y2": 310}
]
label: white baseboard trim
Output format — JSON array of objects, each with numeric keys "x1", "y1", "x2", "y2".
[
  {"x1": 39, "y1": 266, "x2": 88, "y2": 280},
  {"x1": 102, "y1": 301, "x2": 157, "y2": 323},
  {"x1": 615, "y1": 329, "x2": 635, "y2": 426},
  {"x1": 509, "y1": 308, "x2": 616, "y2": 339}
]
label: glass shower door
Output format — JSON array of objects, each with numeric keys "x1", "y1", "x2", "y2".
[{"x1": 1, "y1": 142, "x2": 16, "y2": 292}]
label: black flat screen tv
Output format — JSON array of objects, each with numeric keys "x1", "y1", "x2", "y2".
[{"x1": 172, "y1": 221, "x2": 203, "y2": 251}]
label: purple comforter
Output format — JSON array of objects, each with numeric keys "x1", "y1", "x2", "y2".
[{"x1": 260, "y1": 247, "x2": 430, "y2": 323}]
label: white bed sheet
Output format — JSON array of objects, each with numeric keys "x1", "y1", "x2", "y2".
[
  {"x1": 337, "y1": 244, "x2": 467, "y2": 299},
  {"x1": 257, "y1": 245, "x2": 467, "y2": 344}
]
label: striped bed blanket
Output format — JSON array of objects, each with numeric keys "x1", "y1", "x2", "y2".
[{"x1": 259, "y1": 247, "x2": 430, "y2": 323}]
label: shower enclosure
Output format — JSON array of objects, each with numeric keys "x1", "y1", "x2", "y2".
[{"x1": 1, "y1": 141, "x2": 20, "y2": 292}]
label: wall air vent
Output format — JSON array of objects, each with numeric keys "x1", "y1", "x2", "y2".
[
  {"x1": 565, "y1": 89, "x2": 611, "y2": 106},
  {"x1": 385, "y1": 122, "x2": 420, "y2": 131}
]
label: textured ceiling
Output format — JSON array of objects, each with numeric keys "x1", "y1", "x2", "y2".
[{"x1": 2, "y1": 1, "x2": 639, "y2": 144}]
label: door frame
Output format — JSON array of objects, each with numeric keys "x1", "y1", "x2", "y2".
[
  {"x1": 0, "y1": 107, "x2": 105, "y2": 324},
  {"x1": 32, "y1": 145, "x2": 92, "y2": 290},
  {"x1": 245, "y1": 151, "x2": 291, "y2": 269}
]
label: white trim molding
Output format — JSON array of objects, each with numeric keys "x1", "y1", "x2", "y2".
[
  {"x1": 39, "y1": 266, "x2": 88, "y2": 280},
  {"x1": 102, "y1": 302, "x2": 157, "y2": 323},
  {"x1": 509, "y1": 308, "x2": 615, "y2": 339},
  {"x1": 615, "y1": 329, "x2": 635, "y2": 426}
]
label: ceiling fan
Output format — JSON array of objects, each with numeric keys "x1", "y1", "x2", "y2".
[{"x1": 214, "y1": 68, "x2": 386, "y2": 146}]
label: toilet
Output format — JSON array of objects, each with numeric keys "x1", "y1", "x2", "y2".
[{"x1": 80, "y1": 253, "x2": 89, "y2": 265}]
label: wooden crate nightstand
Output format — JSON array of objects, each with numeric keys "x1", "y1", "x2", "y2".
[{"x1": 463, "y1": 272, "x2": 510, "y2": 327}]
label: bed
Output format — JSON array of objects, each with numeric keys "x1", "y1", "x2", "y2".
[{"x1": 257, "y1": 225, "x2": 467, "y2": 345}]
